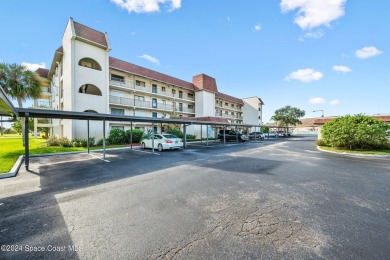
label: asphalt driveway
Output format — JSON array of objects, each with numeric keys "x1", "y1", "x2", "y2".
[{"x1": 0, "y1": 136, "x2": 389, "y2": 259}]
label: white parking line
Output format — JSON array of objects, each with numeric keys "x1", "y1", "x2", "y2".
[
  {"x1": 134, "y1": 149, "x2": 160, "y2": 156},
  {"x1": 89, "y1": 153, "x2": 110, "y2": 162}
]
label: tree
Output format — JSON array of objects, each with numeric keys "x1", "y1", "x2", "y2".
[
  {"x1": 0, "y1": 63, "x2": 42, "y2": 144},
  {"x1": 271, "y1": 106, "x2": 305, "y2": 129},
  {"x1": 321, "y1": 114, "x2": 390, "y2": 150}
]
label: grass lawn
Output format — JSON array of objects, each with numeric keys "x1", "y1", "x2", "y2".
[
  {"x1": 0, "y1": 134, "x2": 124, "y2": 173},
  {"x1": 319, "y1": 146, "x2": 390, "y2": 155}
]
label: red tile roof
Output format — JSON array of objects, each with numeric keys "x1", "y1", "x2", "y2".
[
  {"x1": 192, "y1": 74, "x2": 218, "y2": 93},
  {"x1": 185, "y1": 116, "x2": 229, "y2": 123},
  {"x1": 73, "y1": 21, "x2": 108, "y2": 48},
  {"x1": 35, "y1": 68, "x2": 49, "y2": 79},
  {"x1": 216, "y1": 92, "x2": 244, "y2": 105},
  {"x1": 109, "y1": 57, "x2": 195, "y2": 91}
]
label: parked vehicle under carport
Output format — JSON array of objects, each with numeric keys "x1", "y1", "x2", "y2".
[{"x1": 141, "y1": 134, "x2": 183, "y2": 151}]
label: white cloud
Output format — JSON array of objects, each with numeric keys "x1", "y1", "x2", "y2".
[
  {"x1": 303, "y1": 30, "x2": 324, "y2": 39},
  {"x1": 280, "y1": 0, "x2": 347, "y2": 30},
  {"x1": 330, "y1": 99, "x2": 340, "y2": 105},
  {"x1": 333, "y1": 65, "x2": 352, "y2": 73},
  {"x1": 309, "y1": 97, "x2": 326, "y2": 104},
  {"x1": 111, "y1": 0, "x2": 181, "y2": 13},
  {"x1": 254, "y1": 24, "x2": 262, "y2": 31},
  {"x1": 138, "y1": 54, "x2": 160, "y2": 65},
  {"x1": 21, "y1": 62, "x2": 46, "y2": 71},
  {"x1": 285, "y1": 68, "x2": 323, "y2": 83},
  {"x1": 355, "y1": 46, "x2": 383, "y2": 59}
]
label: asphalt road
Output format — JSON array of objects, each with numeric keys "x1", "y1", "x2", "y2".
[{"x1": 0, "y1": 136, "x2": 389, "y2": 259}]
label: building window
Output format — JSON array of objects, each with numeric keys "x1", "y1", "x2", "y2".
[
  {"x1": 225, "y1": 111, "x2": 228, "y2": 115},
  {"x1": 111, "y1": 108, "x2": 124, "y2": 115},
  {"x1": 112, "y1": 126, "x2": 124, "y2": 130},
  {"x1": 162, "y1": 86, "x2": 166, "y2": 92},
  {"x1": 79, "y1": 58, "x2": 102, "y2": 70},
  {"x1": 136, "y1": 80, "x2": 145, "y2": 87},
  {"x1": 152, "y1": 84, "x2": 157, "y2": 93},
  {"x1": 152, "y1": 98, "x2": 157, "y2": 108},
  {"x1": 188, "y1": 104, "x2": 194, "y2": 109},
  {"x1": 134, "y1": 95, "x2": 145, "y2": 101},
  {"x1": 179, "y1": 91, "x2": 183, "y2": 98},
  {"x1": 188, "y1": 93, "x2": 194, "y2": 99},
  {"x1": 172, "y1": 89, "x2": 176, "y2": 95},
  {"x1": 258, "y1": 107, "x2": 261, "y2": 111},
  {"x1": 152, "y1": 112, "x2": 158, "y2": 118},
  {"x1": 258, "y1": 116, "x2": 261, "y2": 119},
  {"x1": 78, "y1": 84, "x2": 102, "y2": 96},
  {"x1": 179, "y1": 103, "x2": 183, "y2": 112},
  {"x1": 111, "y1": 74, "x2": 124, "y2": 82},
  {"x1": 225, "y1": 102, "x2": 228, "y2": 106},
  {"x1": 231, "y1": 104, "x2": 234, "y2": 108}
]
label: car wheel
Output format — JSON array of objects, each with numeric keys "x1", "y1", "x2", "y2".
[
  {"x1": 141, "y1": 142, "x2": 146, "y2": 149},
  {"x1": 157, "y1": 144, "x2": 163, "y2": 152}
]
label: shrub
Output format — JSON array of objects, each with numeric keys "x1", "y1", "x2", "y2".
[
  {"x1": 166, "y1": 128, "x2": 183, "y2": 138},
  {"x1": 316, "y1": 139, "x2": 327, "y2": 147},
  {"x1": 321, "y1": 114, "x2": 390, "y2": 150},
  {"x1": 126, "y1": 129, "x2": 143, "y2": 143},
  {"x1": 46, "y1": 136, "x2": 59, "y2": 146},
  {"x1": 88, "y1": 137, "x2": 95, "y2": 146},
  {"x1": 97, "y1": 138, "x2": 110, "y2": 146},
  {"x1": 185, "y1": 134, "x2": 196, "y2": 140},
  {"x1": 58, "y1": 137, "x2": 73, "y2": 147},
  {"x1": 108, "y1": 128, "x2": 127, "y2": 144}
]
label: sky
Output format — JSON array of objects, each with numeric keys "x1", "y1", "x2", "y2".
[{"x1": 0, "y1": 0, "x2": 389, "y2": 123}]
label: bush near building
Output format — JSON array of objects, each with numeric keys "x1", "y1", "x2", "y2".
[
  {"x1": 108, "y1": 128, "x2": 127, "y2": 144},
  {"x1": 320, "y1": 114, "x2": 390, "y2": 150},
  {"x1": 126, "y1": 129, "x2": 143, "y2": 143},
  {"x1": 166, "y1": 128, "x2": 183, "y2": 138}
]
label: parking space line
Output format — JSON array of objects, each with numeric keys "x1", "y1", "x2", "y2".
[
  {"x1": 89, "y1": 153, "x2": 110, "y2": 162},
  {"x1": 133, "y1": 149, "x2": 160, "y2": 156}
]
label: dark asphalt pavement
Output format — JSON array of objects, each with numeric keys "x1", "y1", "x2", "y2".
[{"x1": 0, "y1": 136, "x2": 389, "y2": 259}]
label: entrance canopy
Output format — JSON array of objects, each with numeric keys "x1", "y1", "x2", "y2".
[{"x1": 0, "y1": 86, "x2": 17, "y2": 120}]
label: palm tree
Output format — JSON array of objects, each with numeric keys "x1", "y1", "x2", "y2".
[{"x1": 0, "y1": 63, "x2": 42, "y2": 145}]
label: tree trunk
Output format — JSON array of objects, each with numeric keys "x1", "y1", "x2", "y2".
[{"x1": 17, "y1": 98, "x2": 25, "y2": 146}]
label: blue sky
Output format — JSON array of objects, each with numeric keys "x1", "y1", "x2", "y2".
[{"x1": 0, "y1": 0, "x2": 388, "y2": 122}]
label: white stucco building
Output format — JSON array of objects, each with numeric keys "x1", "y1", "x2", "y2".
[{"x1": 35, "y1": 18, "x2": 264, "y2": 140}]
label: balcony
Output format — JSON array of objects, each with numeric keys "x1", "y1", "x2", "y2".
[
  {"x1": 40, "y1": 87, "x2": 52, "y2": 97},
  {"x1": 109, "y1": 95, "x2": 195, "y2": 114},
  {"x1": 109, "y1": 79, "x2": 195, "y2": 101},
  {"x1": 215, "y1": 103, "x2": 242, "y2": 112},
  {"x1": 215, "y1": 113, "x2": 243, "y2": 120}
]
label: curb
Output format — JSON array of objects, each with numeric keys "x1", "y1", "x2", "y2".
[
  {"x1": 317, "y1": 146, "x2": 390, "y2": 158},
  {"x1": 0, "y1": 155, "x2": 24, "y2": 179}
]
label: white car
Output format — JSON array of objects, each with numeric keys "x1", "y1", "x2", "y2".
[{"x1": 141, "y1": 134, "x2": 183, "y2": 151}]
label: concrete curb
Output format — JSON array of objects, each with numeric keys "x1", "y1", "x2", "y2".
[
  {"x1": 0, "y1": 155, "x2": 24, "y2": 179},
  {"x1": 317, "y1": 146, "x2": 390, "y2": 158}
]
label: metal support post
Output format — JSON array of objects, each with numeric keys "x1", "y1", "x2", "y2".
[
  {"x1": 223, "y1": 126, "x2": 226, "y2": 145},
  {"x1": 152, "y1": 122, "x2": 155, "y2": 154},
  {"x1": 254, "y1": 126, "x2": 257, "y2": 141},
  {"x1": 235, "y1": 125, "x2": 238, "y2": 143},
  {"x1": 103, "y1": 120, "x2": 106, "y2": 159},
  {"x1": 183, "y1": 124, "x2": 187, "y2": 149},
  {"x1": 24, "y1": 115, "x2": 30, "y2": 170},
  {"x1": 206, "y1": 125, "x2": 209, "y2": 147},
  {"x1": 130, "y1": 122, "x2": 133, "y2": 150},
  {"x1": 87, "y1": 120, "x2": 90, "y2": 154},
  {"x1": 200, "y1": 125, "x2": 203, "y2": 143}
]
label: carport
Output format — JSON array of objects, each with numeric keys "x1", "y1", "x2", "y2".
[{"x1": 1, "y1": 86, "x2": 264, "y2": 171}]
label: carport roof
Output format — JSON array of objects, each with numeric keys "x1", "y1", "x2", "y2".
[{"x1": 0, "y1": 86, "x2": 17, "y2": 118}]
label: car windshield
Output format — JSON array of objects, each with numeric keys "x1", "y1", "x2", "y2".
[{"x1": 163, "y1": 134, "x2": 178, "y2": 139}]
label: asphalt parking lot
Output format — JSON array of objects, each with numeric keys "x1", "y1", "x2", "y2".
[{"x1": 0, "y1": 136, "x2": 389, "y2": 259}]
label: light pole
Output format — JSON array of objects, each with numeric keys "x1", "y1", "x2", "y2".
[{"x1": 313, "y1": 110, "x2": 324, "y2": 117}]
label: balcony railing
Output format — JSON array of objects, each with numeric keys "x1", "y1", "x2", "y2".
[
  {"x1": 215, "y1": 113, "x2": 243, "y2": 120},
  {"x1": 215, "y1": 103, "x2": 242, "y2": 111},
  {"x1": 109, "y1": 95, "x2": 195, "y2": 113},
  {"x1": 110, "y1": 79, "x2": 195, "y2": 101}
]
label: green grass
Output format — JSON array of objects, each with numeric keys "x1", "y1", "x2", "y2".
[
  {"x1": 0, "y1": 134, "x2": 124, "y2": 173},
  {"x1": 319, "y1": 146, "x2": 390, "y2": 155}
]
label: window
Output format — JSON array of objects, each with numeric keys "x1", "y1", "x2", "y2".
[
  {"x1": 179, "y1": 91, "x2": 183, "y2": 98},
  {"x1": 162, "y1": 86, "x2": 166, "y2": 92},
  {"x1": 162, "y1": 100, "x2": 166, "y2": 105},
  {"x1": 258, "y1": 116, "x2": 261, "y2": 119},
  {"x1": 188, "y1": 104, "x2": 194, "y2": 109},
  {"x1": 134, "y1": 96, "x2": 145, "y2": 101},
  {"x1": 179, "y1": 103, "x2": 183, "y2": 112},
  {"x1": 152, "y1": 98, "x2": 157, "y2": 108},
  {"x1": 111, "y1": 74, "x2": 124, "y2": 82},
  {"x1": 152, "y1": 84, "x2": 157, "y2": 93},
  {"x1": 111, "y1": 108, "x2": 124, "y2": 115},
  {"x1": 225, "y1": 102, "x2": 228, "y2": 106},
  {"x1": 136, "y1": 80, "x2": 145, "y2": 87},
  {"x1": 172, "y1": 89, "x2": 176, "y2": 95},
  {"x1": 220, "y1": 101, "x2": 222, "y2": 106},
  {"x1": 258, "y1": 107, "x2": 261, "y2": 111},
  {"x1": 187, "y1": 93, "x2": 194, "y2": 99},
  {"x1": 78, "y1": 84, "x2": 102, "y2": 96},
  {"x1": 231, "y1": 112, "x2": 234, "y2": 115},
  {"x1": 231, "y1": 104, "x2": 234, "y2": 108},
  {"x1": 225, "y1": 111, "x2": 228, "y2": 115},
  {"x1": 112, "y1": 126, "x2": 124, "y2": 131},
  {"x1": 152, "y1": 112, "x2": 158, "y2": 118},
  {"x1": 79, "y1": 58, "x2": 102, "y2": 71}
]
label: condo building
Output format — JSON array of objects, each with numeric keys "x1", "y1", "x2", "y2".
[{"x1": 34, "y1": 18, "x2": 264, "y2": 140}]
